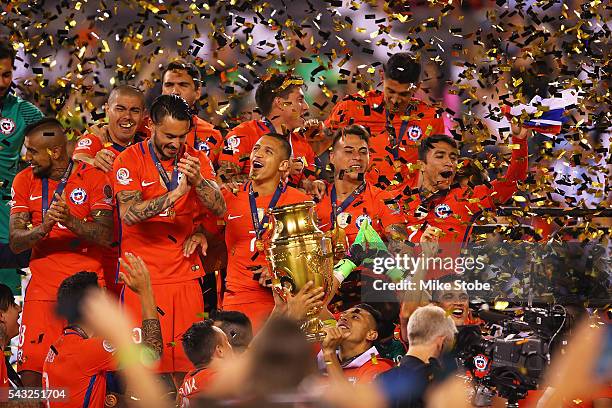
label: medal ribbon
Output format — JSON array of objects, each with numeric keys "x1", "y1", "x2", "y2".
[
  {"x1": 148, "y1": 139, "x2": 180, "y2": 191},
  {"x1": 248, "y1": 181, "x2": 285, "y2": 239},
  {"x1": 42, "y1": 160, "x2": 74, "y2": 217},
  {"x1": 330, "y1": 182, "x2": 366, "y2": 229},
  {"x1": 385, "y1": 104, "x2": 415, "y2": 160}
]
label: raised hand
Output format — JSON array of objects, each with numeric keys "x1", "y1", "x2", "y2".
[{"x1": 119, "y1": 252, "x2": 153, "y2": 295}]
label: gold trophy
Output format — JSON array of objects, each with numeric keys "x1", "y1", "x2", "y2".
[{"x1": 263, "y1": 201, "x2": 333, "y2": 341}]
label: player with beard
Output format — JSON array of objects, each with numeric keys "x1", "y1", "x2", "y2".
[
  {"x1": 161, "y1": 60, "x2": 223, "y2": 167},
  {"x1": 73, "y1": 85, "x2": 146, "y2": 295},
  {"x1": 221, "y1": 134, "x2": 321, "y2": 329},
  {"x1": 325, "y1": 53, "x2": 446, "y2": 191},
  {"x1": 402, "y1": 126, "x2": 529, "y2": 276},
  {"x1": 112, "y1": 95, "x2": 225, "y2": 382},
  {"x1": 0, "y1": 42, "x2": 43, "y2": 292},
  {"x1": 9, "y1": 118, "x2": 113, "y2": 387},
  {"x1": 319, "y1": 304, "x2": 394, "y2": 384},
  {"x1": 217, "y1": 73, "x2": 323, "y2": 196}
]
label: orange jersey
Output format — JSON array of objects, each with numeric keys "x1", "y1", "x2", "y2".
[
  {"x1": 113, "y1": 141, "x2": 215, "y2": 284},
  {"x1": 325, "y1": 90, "x2": 445, "y2": 189},
  {"x1": 178, "y1": 367, "x2": 216, "y2": 407},
  {"x1": 186, "y1": 116, "x2": 223, "y2": 167},
  {"x1": 222, "y1": 183, "x2": 319, "y2": 306},
  {"x1": 43, "y1": 329, "x2": 117, "y2": 408},
  {"x1": 316, "y1": 182, "x2": 405, "y2": 246},
  {"x1": 10, "y1": 163, "x2": 113, "y2": 301},
  {"x1": 218, "y1": 119, "x2": 316, "y2": 185}
]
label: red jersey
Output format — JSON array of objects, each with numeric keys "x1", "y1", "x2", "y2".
[
  {"x1": 316, "y1": 182, "x2": 405, "y2": 247},
  {"x1": 325, "y1": 90, "x2": 445, "y2": 190},
  {"x1": 178, "y1": 367, "x2": 216, "y2": 407},
  {"x1": 112, "y1": 141, "x2": 216, "y2": 284},
  {"x1": 10, "y1": 163, "x2": 113, "y2": 301},
  {"x1": 218, "y1": 119, "x2": 316, "y2": 185},
  {"x1": 43, "y1": 329, "x2": 117, "y2": 408},
  {"x1": 403, "y1": 136, "x2": 528, "y2": 268},
  {"x1": 222, "y1": 183, "x2": 319, "y2": 306},
  {"x1": 187, "y1": 116, "x2": 223, "y2": 167}
]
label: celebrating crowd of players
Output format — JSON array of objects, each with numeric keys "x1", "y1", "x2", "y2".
[{"x1": 0, "y1": 39, "x2": 607, "y2": 408}]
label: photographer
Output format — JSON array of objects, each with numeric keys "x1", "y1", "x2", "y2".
[{"x1": 376, "y1": 305, "x2": 457, "y2": 408}]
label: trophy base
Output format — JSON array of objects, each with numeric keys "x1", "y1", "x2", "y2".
[{"x1": 301, "y1": 314, "x2": 327, "y2": 343}]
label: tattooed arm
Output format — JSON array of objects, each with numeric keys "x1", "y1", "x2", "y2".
[
  {"x1": 65, "y1": 209, "x2": 114, "y2": 247},
  {"x1": 117, "y1": 180, "x2": 188, "y2": 226},
  {"x1": 195, "y1": 178, "x2": 226, "y2": 217},
  {"x1": 9, "y1": 212, "x2": 54, "y2": 253}
]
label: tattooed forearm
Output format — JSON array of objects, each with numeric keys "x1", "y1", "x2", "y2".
[
  {"x1": 66, "y1": 209, "x2": 113, "y2": 247},
  {"x1": 195, "y1": 178, "x2": 226, "y2": 217},
  {"x1": 141, "y1": 318, "x2": 163, "y2": 358},
  {"x1": 9, "y1": 212, "x2": 49, "y2": 253},
  {"x1": 117, "y1": 190, "x2": 176, "y2": 226}
]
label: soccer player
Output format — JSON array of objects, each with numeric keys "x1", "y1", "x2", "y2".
[
  {"x1": 162, "y1": 60, "x2": 223, "y2": 167},
  {"x1": 0, "y1": 42, "x2": 44, "y2": 292},
  {"x1": 325, "y1": 52, "x2": 446, "y2": 191},
  {"x1": 0, "y1": 283, "x2": 23, "y2": 389},
  {"x1": 73, "y1": 85, "x2": 146, "y2": 173},
  {"x1": 9, "y1": 118, "x2": 113, "y2": 387},
  {"x1": 113, "y1": 94, "x2": 225, "y2": 379},
  {"x1": 178, "y1": 320, "x2": 234, "y2": 407},
  {"x1": 211, "y1": 310, "x2": 253, "y2": 354},
  {"x1": 222, "y1": 134, "x2": 320, "y2": 329},
  {"x1": 73, "y1": 85, "x2": 146, "y2": 295},
  {"x1": 315, "y1": 124, "x2": 408, "y2": 248},
  {"x1": 43, "y1": 253, "x2": 163, "y2": 408},
  {"x1": 319, "y1": 304, "x2": 394, "y2": 384},
  {"x1": 217, "y1": 73, "x2": 320, "y2": 193},
  {"x1": 402, "y1": 126, "x2": 529, "y2": 253}
]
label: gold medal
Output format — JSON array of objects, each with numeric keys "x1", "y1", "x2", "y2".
[{"x1": 255, "y1": 239, "x2": 264, "y2": 251}]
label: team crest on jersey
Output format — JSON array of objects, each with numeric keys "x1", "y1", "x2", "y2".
[
  {"x1": 77, "y1": 138, "x2": 92, "y2": 148},
  {"x1": 226, "y1": 136, "x2": 240, "y2": 151},
  {"x1": 0, "y1": 117, "x2": 15, "y2": 135},
  {"x1": 196, "y1": 140, "x2": 210, "y2": 154},
  {"x1": 355, "y1": 214, "x2": 372, "y2": 229},
  {"x1": 116, "y1": 168, "x2": 132, "y2": 185},
  {"x1": 407, "y1": 125, "x2": 423, "y2": 141},
  {"x1": 69, "y1": 188, "x2": 87, "y2": 204},
  {"x1": 434, "y1": 203, "x2": 452, "y2": 219}
]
